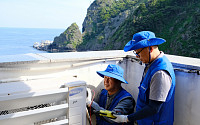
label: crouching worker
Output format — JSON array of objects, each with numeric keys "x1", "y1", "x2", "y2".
[{"x1": 87, "y1": 64, "x2": 135, "y2": 125}]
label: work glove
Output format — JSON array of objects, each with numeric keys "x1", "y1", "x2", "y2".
[
  {"x1": 98, "y1": 110, "x2": 116, "y2": 119},
  {"x1": 109, "y1": 114, "x2": 128, "y2": 123},
  {"x1": 86, "y1": 100, "x2": 92, "y2": 106},
  {"x1": 87, "y1": 101, "x2": 101, "y2": 111}
]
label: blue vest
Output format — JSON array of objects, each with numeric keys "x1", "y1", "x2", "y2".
[
  {"x1": 96, "y1": 88, "x2": 133, "y2": 125},
  {"x1": 136, "y1": 55, "x2": 176, "y2": 125}
]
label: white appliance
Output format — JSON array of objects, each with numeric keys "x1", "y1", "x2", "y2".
[{"x1": 65, "y1": 81, "x2": 86, "y2": 125}]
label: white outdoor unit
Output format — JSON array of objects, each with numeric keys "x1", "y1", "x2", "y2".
[
  {"x1": 0, "y1": 80, "x2": 86, "y2": 125},
  {"x1": 65, "y1": 81, "x2": 86, "y2": 125}
]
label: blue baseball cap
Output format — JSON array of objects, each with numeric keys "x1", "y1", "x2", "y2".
[
  {"x1": 124, "y1": 31, "x2": 166, "y2": 52},
  {"x1": 96, "y1": 64, "x2": 128, "y2": 84}
]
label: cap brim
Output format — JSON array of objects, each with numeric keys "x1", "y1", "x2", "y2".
[
  {"x1": 124, "y1": 38, "x2": 166, "y2": 51},
  {"x1": 97, "y1": 71, "x2": 128, "y2": 84}
]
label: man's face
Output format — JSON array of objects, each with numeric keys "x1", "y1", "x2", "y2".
[
  {"x1": 135, "y1": 47, "x2": 149, "y2": 64},
  {"x1": 104, "y1": 76, "x2": 118, "y2": 92}
]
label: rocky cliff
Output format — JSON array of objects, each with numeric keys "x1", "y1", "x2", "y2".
[
  {"x1": 48, "y1": 23, "x2": 82, "y2": 52},
  {"x1": 50, "y1": 0, "x2": 200, "y2": 58},
  {"x1": 78, "y1": 0, "x2": 143, "y2": 51}
]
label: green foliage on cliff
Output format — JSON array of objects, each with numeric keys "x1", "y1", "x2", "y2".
[
  {"x1": 94, "y1": 0, "x2": 140, "y2": 33},
  {"x1": 99, "y1": 0, "x2": 138, "y2": 21},
  {"x1": 107, "y1": 0, "x2": 200, "y2": 58},
  {"x1": 49, "y1": 23, "x2": 82, "y2": 51}
]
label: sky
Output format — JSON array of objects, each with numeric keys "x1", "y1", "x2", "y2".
[{"x1": 0, "y1": 0, "x2": 94, "y2": 29}]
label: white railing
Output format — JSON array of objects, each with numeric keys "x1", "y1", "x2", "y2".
[{"x1": 0, "y1": 87, "x2": 69, "y2": 125}]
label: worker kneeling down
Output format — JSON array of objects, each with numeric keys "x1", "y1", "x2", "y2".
[{"x1": 86, "y1": 64, "x2": 135, "y2": 125}]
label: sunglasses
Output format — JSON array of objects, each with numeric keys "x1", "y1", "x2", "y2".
[{"x1": 133, "y1": 48, "x2": 145, "y2": 57}]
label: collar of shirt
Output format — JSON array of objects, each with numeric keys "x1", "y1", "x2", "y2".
[
  {"x1": 106, "y1": 88, "x2": 122, "y2": 109},
  {"x1": 144, "y1": 51, "x2": 164, "y2": 74}
]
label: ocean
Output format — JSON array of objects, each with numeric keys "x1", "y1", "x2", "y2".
[{"x1": 0, "y1": 27, "x2": 64, "y2": 56}]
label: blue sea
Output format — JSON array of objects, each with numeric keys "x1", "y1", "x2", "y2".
[{"x1": 0, "y1": 27, "x2": 65, "y2": 56}]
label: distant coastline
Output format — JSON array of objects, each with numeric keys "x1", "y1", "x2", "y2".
[
  {"x1": 33, "y1": 40, "x2": 53, "y2": 51},
  {"x1": 0, "y1": 27, "x2": 64, "y2": 56},
  {"x1": 33, "y1": 40, "x2": 76, "y2": 53}
]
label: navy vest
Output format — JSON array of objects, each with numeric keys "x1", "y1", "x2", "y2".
[
  {"x1": 136, "y1": 55, "x2": 176, "y2": 125},
  {"x1": 96, "y1": 88, "x2": 133, "y2": 125}
]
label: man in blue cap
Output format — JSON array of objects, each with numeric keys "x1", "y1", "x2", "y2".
[
  {"x1": 109, "y1": 31, "x2": 176, "y2": 125},
  {"x1": 87, "y1": 64, "x2": 135, "y2": 125}
]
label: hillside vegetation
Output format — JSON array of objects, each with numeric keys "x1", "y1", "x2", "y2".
[
  {"x1": 51, "y1": 0, "x2": 200, "y2": 58},
  {"x1": 110, "y1": 0, "x2": 200, "y2": 58},
  {"x1": 48, "y1": 23, "x2": 82, "y2": 52}
]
